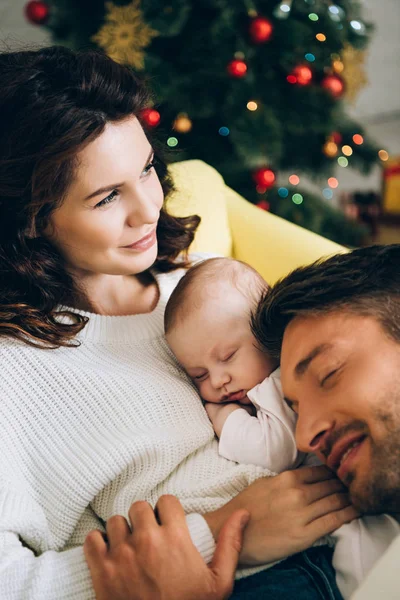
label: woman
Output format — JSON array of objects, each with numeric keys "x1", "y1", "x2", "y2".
[{"x1": 0, "y1": 46, "x2": 356, "y2": 599}]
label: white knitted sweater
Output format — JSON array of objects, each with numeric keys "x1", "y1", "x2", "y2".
[{"x1": 0, "y1": 261, "x2": 272, "y2": 599}]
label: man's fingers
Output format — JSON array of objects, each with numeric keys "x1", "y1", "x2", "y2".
[
  {"x1": 210, "y1": 510, "x2": 250, "y2": 596},
  {"x1": 298, "y1": 464, "x2": 336, "y2": 484},
  {"x1": 308, "y1": 504, "x2": 360, "y2": 538},
  {"x1": 106, "y1": 514, "x2": 131, "y2": 548},
  {"x1": 309, "y1": 491, "x2": 352, "y2": 522},
  {"x1": 155, "y1": 494, "x2": 187, "y2": 527},
  {"x1": 83, "y1": 529, "x2": 108, "y2": 562},
  {"x1": 129, "y1": 500, "x2": 158, "y2": 531},
  {"x1": 306, "y1": 477, "x2": 347, "y2": 503}
]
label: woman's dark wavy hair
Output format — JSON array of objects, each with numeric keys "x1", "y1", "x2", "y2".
[
  {"x1": 252, "y1": 244, "x2": 400, "y2": 360},
  {"x1": 0, "y1": 45, "x2": 200, "y2": 349}
]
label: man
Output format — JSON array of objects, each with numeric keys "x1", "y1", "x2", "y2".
[{"x1": 252, "y1": 243, "x2": 400, "y2": 599}]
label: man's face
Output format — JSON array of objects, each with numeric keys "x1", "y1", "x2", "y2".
[{"x1": 280, "y1": 312, "x2": 400, "y2": 514}]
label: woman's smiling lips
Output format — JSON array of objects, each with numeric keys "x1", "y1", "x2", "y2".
[{"x1": 122, "y1": 227, "x2": 157, "y2": 251}]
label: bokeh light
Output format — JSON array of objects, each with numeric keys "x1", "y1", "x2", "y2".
[
  {"x1": 353, "y1": 134, "x2": 364, "y2": 145},
  {"x1": 167, "y1": 137, "x2": 178, "y2": 147},
  {"x1": 342, "y1": 145, "x2": 353, "y2": 156},
  {"x1": 323, "y1": 188, "x2": 333, "y2": 199},
  {"x1": 247, "y1": 101, "x2": 258, "y2": 111},
  {"x1": 218, "y1": 126, "x2": 230, "y2": 136},
  {"x1": 378, "y1": 150, "x2": 389, "y2": 161},
  {"x1": 278, "y1": 187, "x2": 289, "y2": 198},
  {"x1": 289, "y1": 174, "x2": 300, "y2": 185},
  {"x1": 338, "y1": 156, "x2": 349, "y2": 167},
  {"x1": 316, "y1": 33, "x2": 326, "y2": 42},
  {"x1": 328, "y1": 177, "x2": 339, "y2": 188},
  {"x1": 292, "y1": 193, "x2": 304, "y2": 204}
]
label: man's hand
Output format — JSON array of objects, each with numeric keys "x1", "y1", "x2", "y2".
[{"x1": 84, "y1": 495, "x2": 249, "y2": 600}]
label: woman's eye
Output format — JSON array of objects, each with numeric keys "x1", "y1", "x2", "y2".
[
  {"x1": 141, "y1": 159, "x2": 155, "y2": 178},
  {"x1": 95, "y1": 189, "x2": 118, "y2": 209}
]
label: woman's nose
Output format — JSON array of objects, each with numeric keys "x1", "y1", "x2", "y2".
[{"x1": 126, "y1": 189, "x2": 160, "y2": 226}]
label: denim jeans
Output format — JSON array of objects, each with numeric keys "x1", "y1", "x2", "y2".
[{"x1": 230, "y1": 546, "x2": 343, "y2": 600}]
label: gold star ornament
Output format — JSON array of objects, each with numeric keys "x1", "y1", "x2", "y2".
[
  {"x1": 341, "y1": 43, "x2": 369, "y2": 104},
  {"x1": 92, "y1": 0, "x2": 159, "y2": 69}
]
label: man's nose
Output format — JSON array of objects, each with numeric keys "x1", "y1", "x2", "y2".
[{"x1": 295, "y1": 404, "x2": 334, "y2": 455}]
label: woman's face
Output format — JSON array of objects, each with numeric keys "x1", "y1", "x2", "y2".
[{"x1": 46, "y1": 116, "x2": 164, "y2": 278}]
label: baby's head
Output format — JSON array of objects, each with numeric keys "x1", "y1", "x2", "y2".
[{"x1": 165, "y1": 257, "x2": 277, "y2": 404}]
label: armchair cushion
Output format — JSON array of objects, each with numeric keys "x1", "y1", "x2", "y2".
[{"x1": 168, "y1": 160, "x2": 345, "y2": 283}]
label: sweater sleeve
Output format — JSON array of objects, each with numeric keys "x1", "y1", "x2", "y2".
[
  {"x1": 0, "y1": 489, "x2": 96, "y2": 600},
  {"x1": 218, "y1": 371, "x2": 303, "y2": 472}
]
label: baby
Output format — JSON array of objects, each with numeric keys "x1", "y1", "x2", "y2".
[{"x1": 165, "y1": 256, "x2": 400, "y2": 600}]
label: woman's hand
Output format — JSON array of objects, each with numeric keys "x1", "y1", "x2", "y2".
[
  {"x1": 84, "y1": 495, "x2": 249, "y2": 600},
  {"x1": 204, "y1": 465, "x2": 359, "y2": 566}
]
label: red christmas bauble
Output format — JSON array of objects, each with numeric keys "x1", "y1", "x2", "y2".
[
  {"x1": 141, "y1": 108, "x2": 161, "y2": 127},
  {"x1": 257, "y1": 199, "x2": 271, "y2": 211},
  {"x1": 252, "y1": 167, "x2": 276, "y2": 189},
  {"x1": 287, "y1": 65, "x2": 313, "y2": 86},
  {"x1": 321, "y1": 74, "x2": 345, "y2": 98},
  {"x1": 227, "y1": 59, "x2": 248, "y2": 78},
  {"x1": 331, "y1": 131, "x2": 343, "y2": 144},
  {"x1": 25, "y1": 0, "x2": 49, "y2": 24},
  {"x1": 249, "y1": 17, "x2": 273, "y2": 44}
]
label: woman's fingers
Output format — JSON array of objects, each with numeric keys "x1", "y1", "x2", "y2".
[
  {"x1": 106, "y1": 514, "x2": 131, "y2": 547},
  {"x1": 155, "y1": 494, "x2": 187, "y2": 527},
  {"x1": 128, "y1": 500, "x2": 158, "y2": 531},
  {"x1": 83, "y1": 529, "x2": 108, "y2": 561},
  {"x1": 210, "y1": 510, "x2": 250, "y2": 598}
]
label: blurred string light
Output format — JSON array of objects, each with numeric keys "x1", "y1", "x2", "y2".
[
  {"x1": 323, "y1": 141, "x2": 338, "y2": 157},
  {"x1": 218, "y1": 126, "x2": 230, "y2": 136},
  {"x1": 350, "y1": 20, "x2": 366, "y2": 35},
  {"x1": 342, "y1": 145, "x2": 353, "y2": 156},
  {"x1": 316, "y1": 33, "x2": 326, "y2": 42},
  {"x1": 328, "y1": 177, "x2": 339, "y2": 188},
  {"x1": 292, "y1": 193, "x2": 303, "y2": 204},
  {"x1": 328, "y1": 4, "x2": 345, "y2": 22},
  {"x1": 308, "y1": 13, "x2": 319, "y2": 21},
  {"x1": 353, "y1": 134, "x2": 364, "y2": 145},
  {"x1": 305, "y1": 53, "x2": 315, "y2": 62},
  {"x1": 323, "y1": 188, "x2": 333, "y2": 199},
  {"x1": 289, "y1": 174, "x2": 300, "y2": 185},
  {"x1": 247, "y1": 101, "x2": 258, "y2": 111},
  {"x1": 338, "y1": 156, "x2": 348, "y2": 167},
  {"x1": 167, "y1": 137, "x2": 178, "y2": 147},
  {"x1": 378, "y1": 150, "x2": 389, "y2": 161},
  {"x1": 278, "y1": 187, "x2": 289, "y2": 198},
  {"x1": 273, "y1": 1, "x2": 292, "y2": 19}
]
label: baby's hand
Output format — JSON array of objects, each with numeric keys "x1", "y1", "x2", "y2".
[{"x1": 205, "y1": 402, "x2": 245, "y2": 438}]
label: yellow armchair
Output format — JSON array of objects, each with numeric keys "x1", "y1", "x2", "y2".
[{"x1": 168, "y1": 160, "x2": 345, "y2": 283}]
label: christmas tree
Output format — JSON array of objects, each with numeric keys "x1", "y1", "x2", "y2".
[{"x1": 25, "y1": 0, "x2": 382, "y2": 246}]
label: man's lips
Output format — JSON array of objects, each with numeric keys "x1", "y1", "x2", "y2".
[{"x1": 326, "y1": 433, "x2": 367, "y2": 476}]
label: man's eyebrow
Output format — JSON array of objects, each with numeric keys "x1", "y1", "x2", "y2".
[
  {"x1": 84, "y1": 147, "x2": 154, "y2": 201},
  {"x1": 294, "y1": 343, "x2": 333, "y2": 378}
]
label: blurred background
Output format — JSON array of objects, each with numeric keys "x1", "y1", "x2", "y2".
[{"x1": 1, "y1": 0, "x2": 399, "y2": 247}]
